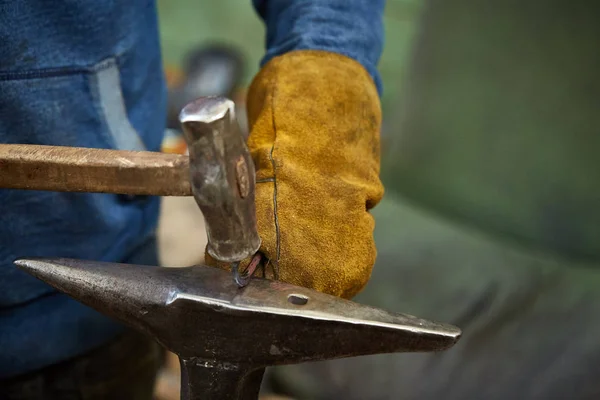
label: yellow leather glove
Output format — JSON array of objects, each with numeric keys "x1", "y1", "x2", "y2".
[{"x1": 208, "y1": 50, "x2": 383, "y2": 299}]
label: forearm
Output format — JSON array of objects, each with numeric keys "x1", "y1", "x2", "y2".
[{"x1": 252, "y1": 0, "x2": 385, "y2": 94}]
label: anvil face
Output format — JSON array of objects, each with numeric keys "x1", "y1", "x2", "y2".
[{"x1": 15, "y1": 258, "x2": 460, "y2": 367}]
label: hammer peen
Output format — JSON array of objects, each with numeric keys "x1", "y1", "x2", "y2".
[{"x1": 8, "y1": 96, "x2": 462, "y2": 399}]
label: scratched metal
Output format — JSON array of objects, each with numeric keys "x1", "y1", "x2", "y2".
[{"x1": 15, "y1": 258, "x2": 461, "y2": 400}]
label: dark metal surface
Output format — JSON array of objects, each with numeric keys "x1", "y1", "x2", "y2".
[
  {"x1": 15, "y1": 258, "x2": 461, "y2": 400},
  {"x1": 0, "y1": 144, "x2": 192, "y2": 196},
  {"x1": 179, "y1": 96, "x2": 261, "y2": 263}
]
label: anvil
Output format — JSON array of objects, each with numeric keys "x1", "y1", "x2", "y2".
[{"x1": 15, "y1": 258, "x2": 460, "y2": 400}]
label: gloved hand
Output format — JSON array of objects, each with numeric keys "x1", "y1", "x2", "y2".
[{"x1": 208, "y1": 50, "x2": 383, "y2": 299}]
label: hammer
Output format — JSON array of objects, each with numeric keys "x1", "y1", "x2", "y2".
[{"x1": 4, "y1": 97, "x2": 461, "y2": 399}]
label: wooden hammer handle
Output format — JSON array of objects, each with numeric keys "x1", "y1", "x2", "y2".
[{"x1": 0, "y1": 144, "x2": 192, "y2": 196}]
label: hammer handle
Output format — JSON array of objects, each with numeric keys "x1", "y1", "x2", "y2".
[{"x1": 0, "y1": 144, "x2": 192, "y2": 196}]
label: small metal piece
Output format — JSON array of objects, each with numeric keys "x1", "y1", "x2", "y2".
[
  {"x1": 231, "y1": 262, "x2": 247, "y2": 287},
  {"x1": 0, "y1": 144, "x2": 192, "y2": 196},
  {"x1": 179, "y1": 96, "x2": 261, "y2": 264},
  {"x1": 15, "y1": 258, "x2": 461, "y2": 400},
  {"x1": 232, "y1": 253, "x2": 263, "y2": 288}
]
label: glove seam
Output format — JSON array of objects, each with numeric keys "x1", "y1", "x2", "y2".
[
  {"x1": 270, "y1": 60, "x2": 281, "y2": 273},
  {"x1": 254, "y1": 59, "x2": 282, "y2": 280}
]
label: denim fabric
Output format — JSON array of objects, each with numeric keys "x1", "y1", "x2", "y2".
[
  {"x1": 0, "y1": 0, "x2": 165, "y2": 378},
  {"x1": 0, "y1": 0, "x2": 383, "y2": 379},
  {"x1": 253, "y1": 0, "x2": 386, "y2": 94}
]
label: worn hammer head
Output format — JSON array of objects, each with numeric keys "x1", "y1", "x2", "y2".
[{"x1": 179, "y1": 97, "x2": 261, "y2": 263}]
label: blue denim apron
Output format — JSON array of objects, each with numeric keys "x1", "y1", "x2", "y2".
[{"x1": 0, "y1": 0, "x2": 166, "y2": 378}]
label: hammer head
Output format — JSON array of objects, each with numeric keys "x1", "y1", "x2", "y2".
[
  {"x1": 179, "y1": 97, "x2": 261, "y2": 263},
  {"x1": 15, "y1": 258, "x2": 460, "y2": 366}
]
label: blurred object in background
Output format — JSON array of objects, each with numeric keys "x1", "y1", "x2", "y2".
[
  {"x1": 161, "y1": 129, "x2": 188, "y2": 155},
  {"x1": 165, "y1": 43, "x2": 245, "y2": 131},
  {"x1": 153, "y1": 352, "x2": 181, "y2": 400},
  {"x1": 161, "y1": 42, "x2": 248, "y2": 155},
  {"x1": 157, "y1": 196, "x2": 207, "y2": 268}
]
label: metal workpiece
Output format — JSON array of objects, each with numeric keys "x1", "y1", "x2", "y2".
[
  {"x1": 0, "y1": 144, "x2": 192, "y2": 196},
  {"x1": 179, "y1": 96, "x2": 261, "y2": 263},
  {"x1": 15, "y1": 258, "x2": 461, "y2": 400}
]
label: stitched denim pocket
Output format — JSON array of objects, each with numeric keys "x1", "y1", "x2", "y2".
[{"x1": 0, "y1": 58, "x2": 145, "y2": 150}]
